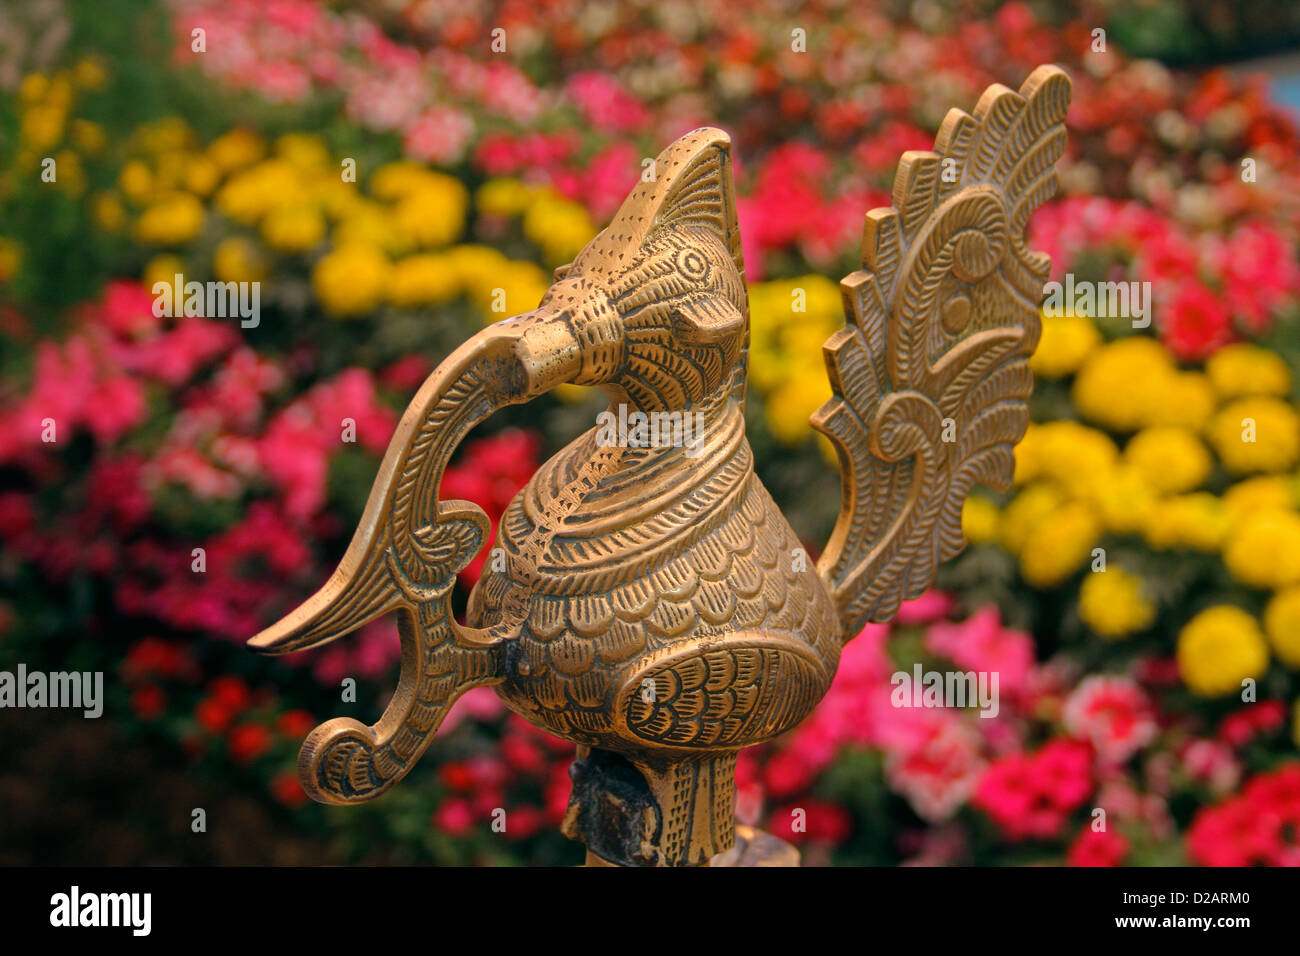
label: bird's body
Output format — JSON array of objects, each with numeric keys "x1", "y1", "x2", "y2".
[
  {"x1": 249, "y1": 65, "x2": 1072, "y2": 867},
  {"x1": 469, "y1": 390, "x2": 840, "y2": 754}
]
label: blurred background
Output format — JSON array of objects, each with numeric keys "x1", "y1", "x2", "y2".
[{"x1": 2, "y1": 0, "x2": 1299, "y2": 866}]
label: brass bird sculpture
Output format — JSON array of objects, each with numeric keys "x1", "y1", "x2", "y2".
[{"x1": 249, "y1": 65, "x2": 1072, "y2": 866}]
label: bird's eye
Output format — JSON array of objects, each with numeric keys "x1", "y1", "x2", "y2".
[{"x1": 675, "y1": 247, "x2": 710, "y2": 282}]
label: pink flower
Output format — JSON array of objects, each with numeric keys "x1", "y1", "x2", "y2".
[
  {"x1": 924, "y1": 605, "x2": 1035, "y2": 696},
  {"x1": 566, "y1": 73, "x2": 650, "y2": 135},
  {"x1": 85, "y1": 374, "x2": 147, "y2": 444},
  {"x1": 95, "y1": 280, "x2": 160, "y2": 338},
  {"x1": 894, "y1": 589, "x2": 956, "y2": 626},
  {"x1": 1181, "y1": 739, "x2": 1241, "y2": 794},
  {"x1": 433, "y1": 797, "x2": 477, "y2": 837},
  {"x1": 974, "y1": 738, "x2": 1093, "y2": 841},
  {"x1": 441, "y1": 685, "x2": 506, "y2": 732},
  {"x1": 1062, "y1": 675, "x2": 1158, "y2": 764},
  {"x1": 885, "y1": 720, "x2": 986, "y2": 821},
  {"x1": 403, "y1": 106, "x2": 474, "y2": 165},
  {"x1": 1212, "y1": 223, "x2": 1297, "y2": 333}
]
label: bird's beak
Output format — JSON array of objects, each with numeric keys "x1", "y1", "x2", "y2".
[{"x1": 503, "y1": 308, "x2": 585, "y2": 399}]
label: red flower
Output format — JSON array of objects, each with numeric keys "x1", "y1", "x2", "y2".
[
  {"x1": 762, "y1": 747, "x2": 817, "y2": 799},
  {"x1": 434, "y1": 797, "x2": 477, "y2": 837},
  {"x1": 1187, "y1": 763, "x2": 1300, "y2": 866},
  {"x1": 1218, "y1": 700, "x2": 1286, "y2": 747},
  {"x1": 209, "y1": 676, "x2": 252, "y2": 712},
  {"x1": 130, "y1": 686, "x2": 166, "y2": 721},
  {"x1": 123, "y1": 637, "x2": 189, "y2": 681},
  {"x1": 766, "y1": 799, "x2": 851, "y2": 844},
  {"x1": 195, "y1": 697, "x2": 234, "y2": 734},
  {"x1": 276, "y1": 709, "x2": 316, "y2": 739},
  {"x1": 439, "y1": 762, "x2": 476, "y2": 792},
  {"x1": 228, "y1": 723, "x2": 272, "y2": 765},
  {"x1": 500, "y1": 734, "x2": 546, "y2": 775},
  {"x1": 503, "y1": 805, "x2": 544, "y2": 841},
  {"x1": 1067, "y1": 826, "x2": 1129, "y2": 867},
  {"x1": 271, "y1": 772, "x2": 307, "y2": 810},
  {"x1": 1160, "y1": 281, "x2": 1233, "y2": 361}
]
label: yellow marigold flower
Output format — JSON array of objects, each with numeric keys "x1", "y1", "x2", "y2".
[
  {"x1": 1206, "y1": 343, "x2": 1292, "y2": 400},
  {"x1": 1123, "y1": 426, "x2": 1212, "y2": 494},
  {"x1": 70, "y1": 119, "x2": 106, "y2": 156},
  {"x1": 0, "y1": 238, "x2": 21, "y2": 284},
  {"x1": 333, "y1": 200, "x2": 403, "y2": 254},
  {"x1": 750, "y1": 276, "x2": 841, "y2": 341},
  {"x1": 317, "y1": 179, "x2": 363, "y2": 220},
  {"x1": 1222, "y1": 476, "x2": 1295, "y2": 521},
  {"x1": 213, "y1": 237, "x2": 268, "y2": 284},
  {"x1": 207, "y1": 128, "x2": 266, "y2": 174},
  {"x1": 1071, "y1": 336, "x2": 1175, "y2": 432},
  {"x1": 1264, "y1": 588, "x2": 1300, "y2": 668},
  {"x1": 1208, "y1": 398, "x2": 1300, "y2": 474},
  {"x1": 765, "y1": 369, "x2": 832, "y2": 445},
  {"x1": 275, "y1": 132, "x2": 331, "y2": 170},
  {"x1": 477, "y1": 178, "x2": 536, "y2": 217},
  {"x1": 471, "y1": 260, "x2": 548, "y2": 320},
  {"x1": 135, "y1": 193, "x2": 205, "y2": 245},
  {"x1": 52, "y1": 149, "x2": 85, "y2": 197},
  {"x1": 388, "y1": 254, "x2": 460, "y2": 308},
  {"x1": 1030, "y1": 311, "x2": 1100, "y2": 378},
  {"x1": 143, "y1": 254, "x2": 185, "y2": 291},
  {"x1": 1143, "y1": 492, "x2": 1230, "y2": 552},
  {"x1": 1082, "y1": 463, "x2": 1157, "y2": 534},
  {"x1": 21, "y1": 105, "x2": 65, "y2": 151},
  {"x1": 91, "y1": 192, "x2": 126, "y2": 232},
  {"x1": 1143, "y1": 371, "x2": 1217, "y2": 431},
  {"x1": 1079, "y1": 566, "x2": 1156, "y2": 638},
  {"x1": 44, "y1": 72, "x2": 74, "y2": 110},
  {"x1": 369, "y1": 162, "x2": 425, "y2": 199},
  {"x1": 961, "y1": 495, "x2": 1000, "y2": 545},
  {"x1": 184, "y1": 155, "x2": 222, "y2": 197},
  {"x1": 261, "y1": 203, "x2": 326, "y2": 253},
  {"x1": 216, "y1": 159, "x2": 306, "y2": 225},
  {"x1": 1223, "y1": 508, "x2": 1300, "y2": 590},
  {"x1": 1019, "y1": 500, "x2": 1100, "y2": 588},
  {"x1": 522, "y1": 193, "x2": 597, "y2": 266},
  {"x1": 553, "y1": 384, "x2": 595, "y2": 404},
  {"x1": 118, "y1": 160, "x2": 155, "y2": 204},
  {"x1": 394, "y1": 182, "x2": 468, "y2": 249},
  {"x1": 1000, "y1": 482, "x2": 1067, "y2": 554},
  {"x1": 1013, "y1": 421, "x2": 1118, "y2": 491},
  {"x1": 72, "y1": 55, "x2": 109, "y2": 91},
  {"x1": 131, "y1": 117, "x2": 194, "y2": 154},
  {"x1": 749, "y1": 350, "x2": 792, "y2": 395},
  {"x1": 18, "y1": 73, "x2": 49, "y2": 105},
  {"x1": 312, "y1": 244, "x2": 390, "y2": 318},
  {"x1": 1177, "y1": 606, "x2": 1269, "y2": 697},
  {"x1": 154, "y1": 150, "x2": 191, "y2": 191},
  {"x1": 447, "y1": 244, "x2": 511, "y2": 297}
]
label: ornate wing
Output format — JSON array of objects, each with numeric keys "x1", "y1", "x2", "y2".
[
  {"x1": 812, "y1": 64, "x2": 1072, "y2": 638},
  {"x1": 247, "y1": 327, "x2": 523, "y2": 804}
]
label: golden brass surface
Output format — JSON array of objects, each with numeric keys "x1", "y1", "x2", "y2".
[{"x1": 249, "y1": 65, "x2": 1072, "y2": 866}]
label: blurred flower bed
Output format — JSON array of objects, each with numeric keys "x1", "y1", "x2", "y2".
[{"x1": 1, "y1": 0, "x2": 1299, "y2": 865}]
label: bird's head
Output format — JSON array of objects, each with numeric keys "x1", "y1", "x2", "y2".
[{"x1": 498, "y1": 127, "x2": 748, "y2": 411}]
